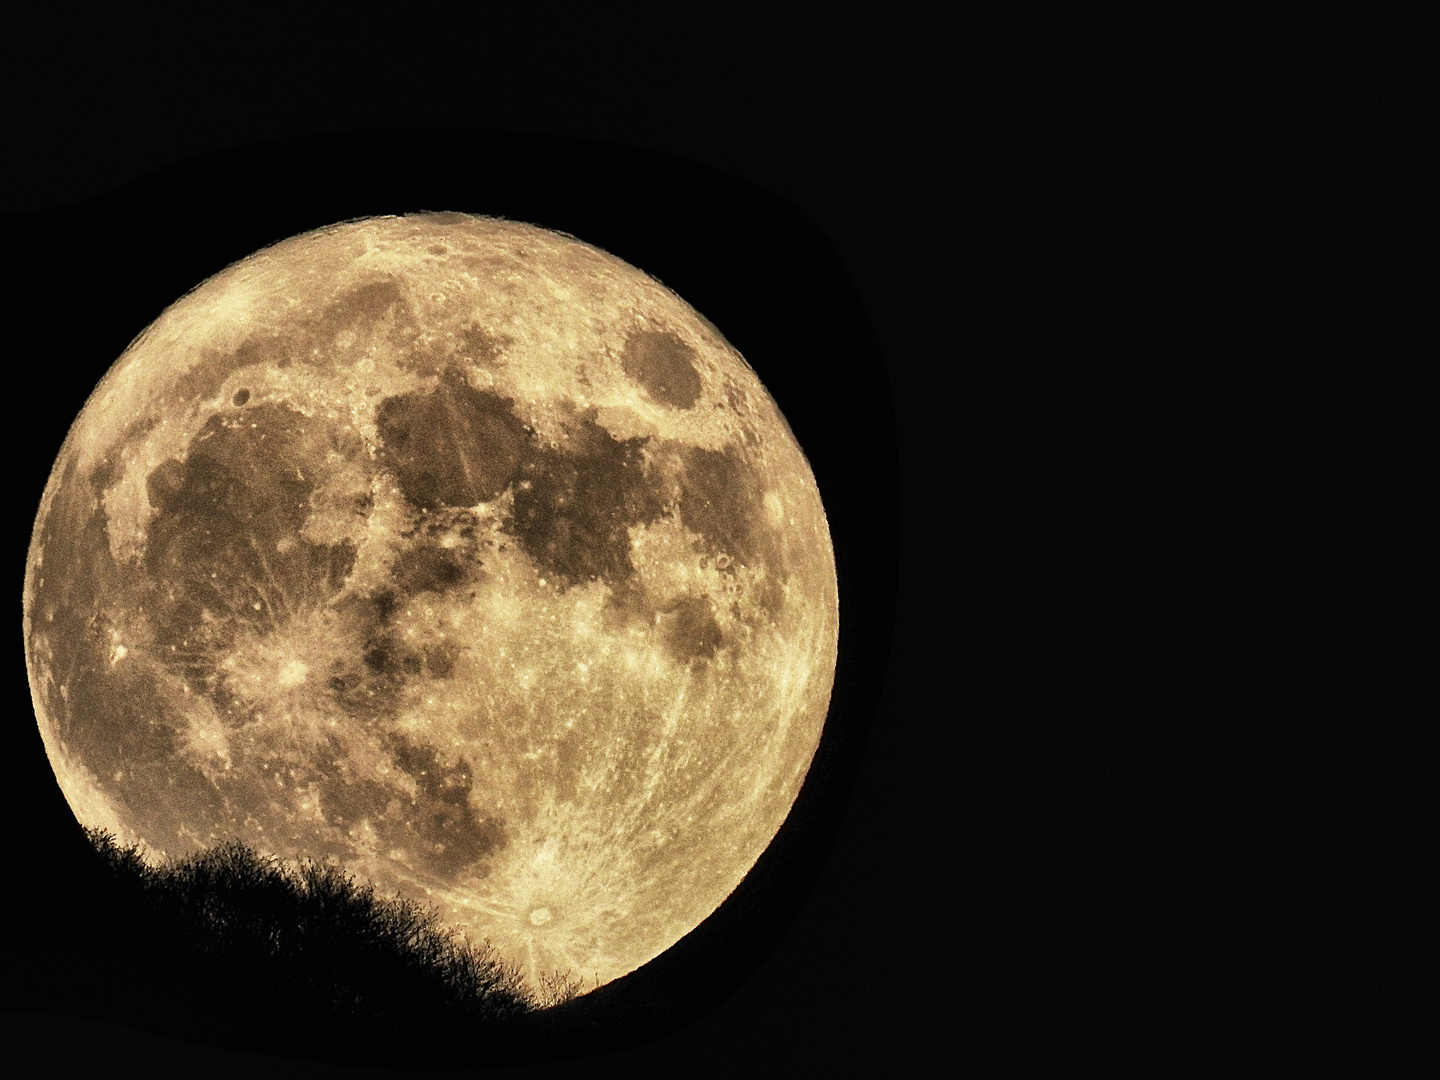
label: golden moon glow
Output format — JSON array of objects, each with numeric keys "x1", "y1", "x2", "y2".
[{"x1": 23, "y1": 213, "x2": 838, "y2": 992}]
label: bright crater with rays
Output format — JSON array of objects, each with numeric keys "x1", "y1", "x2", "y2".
[{"x1": 24, "y1": 214, "x2": 837, "y2": 993}]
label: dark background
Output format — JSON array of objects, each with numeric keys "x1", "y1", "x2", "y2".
[
  {"x1": 3, "y1": 125, "x2": 903, "y2": 1073},
  {"x1": 2, "y1": 12, "x2": 1431, "y2": 1077}
]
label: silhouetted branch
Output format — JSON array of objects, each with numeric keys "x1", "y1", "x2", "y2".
[{"x1": 80, "y1": 827, "x2": 573, "y2": 1028}]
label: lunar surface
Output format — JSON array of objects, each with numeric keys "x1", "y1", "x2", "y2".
[{"x1": 23, "y1": 214, "x2": 838, "y2": 992}]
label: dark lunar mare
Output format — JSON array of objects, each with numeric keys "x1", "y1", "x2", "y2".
[
  {"x1": 659, "y1": 594, "x2": 726, "y2": 664},
  {"x1": 376, "y1": 371, "x2": 528, "y2": 510},
  {"x1": 620, "y1": 329, "x2": 702, "y2": 409},
  {"x1": 372, "y1": 372, "x2": 782, "y2": 667},
  {"x1": 380, "y1": 734, "x2": 507, "y2": 877},
  {"x1": 319, "y1": 584, "x2": 509, "y2": 880},
  {"x1": 123, "y1": 396, "x2": 511, "y2": 879},
  {"x1": 143, "y1": 403, "x2": 358, "y2": 689},
  {"x1": 230, "y1": 278, "x2": 413, "y2": 373},
  {"x1": 375, "y1": 374, "x2": 670, "y2": 598},
  {"x1": 29, "y1": 460, "x2": 225, "y2": 853},
  {"x1": 508, "y1": 412, "x2": 665, "y2": 592},
  {"x1": 675, "y1": 446, "x2": 768, "y2": 570},
  {"x1": 34, "y1": 316, "x2": 788, "y2": 878},
  {"x1": 675, "y1": 445, "x2": 789, "y2": 620}
]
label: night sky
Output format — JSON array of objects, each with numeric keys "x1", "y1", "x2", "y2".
[{"x1": 2, "y1": 13, "x2": 1427, "y2": 1077}]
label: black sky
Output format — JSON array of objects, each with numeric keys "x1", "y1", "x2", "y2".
[{"x1": 1, "y1": 11, "x2": 1429, "y2": 1078}]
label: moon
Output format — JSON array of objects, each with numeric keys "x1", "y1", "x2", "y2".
[{"x1": 23, "y1": 213, "x2": 838, "y2": 993}]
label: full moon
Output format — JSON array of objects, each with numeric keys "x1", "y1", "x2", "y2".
[{"x1": 23, "y1": 214, "x2": 838, "y2": 992}]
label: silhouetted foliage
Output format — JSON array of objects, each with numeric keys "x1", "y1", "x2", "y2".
[{"x1": 81, "y1": 827, "x2": 579, "y2": 1040}]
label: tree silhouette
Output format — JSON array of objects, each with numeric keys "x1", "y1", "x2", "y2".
[{"x1": 81, "y1": 827, "x2": 580, "y2": 1042}]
